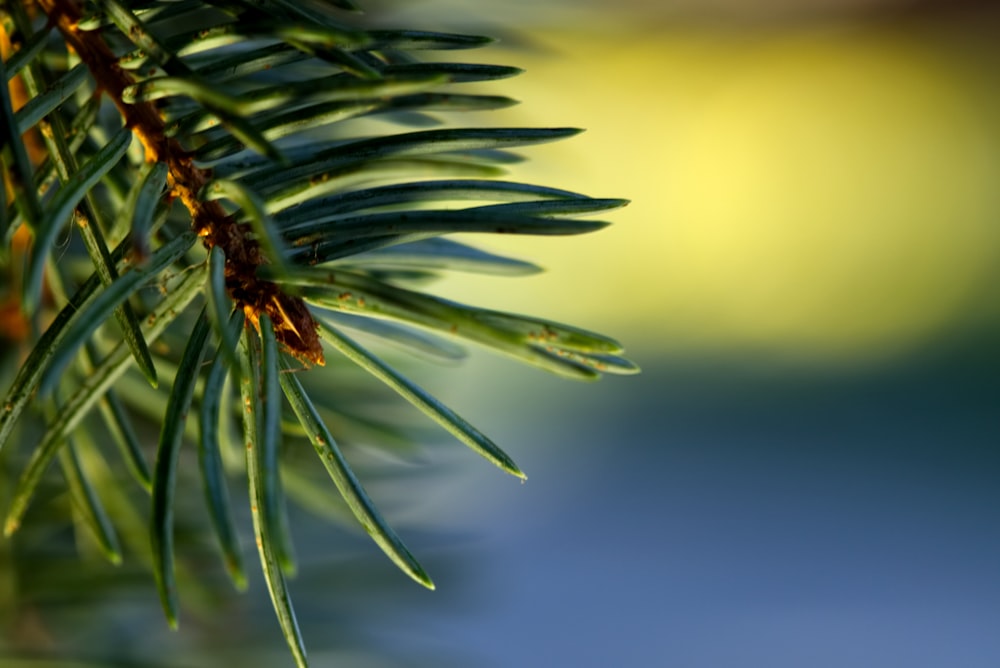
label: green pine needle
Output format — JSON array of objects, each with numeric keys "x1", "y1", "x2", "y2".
[{"x1": 0, "y1": 1, "x2": 637, "y2": 664}]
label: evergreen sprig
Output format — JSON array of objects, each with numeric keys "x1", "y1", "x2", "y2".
[{"x1": 0, "y1": 1, "x2": 637, "y2": 665}]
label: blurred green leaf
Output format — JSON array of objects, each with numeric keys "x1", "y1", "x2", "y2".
[
  {"x1": 58, "y1": 439, "x2": 123, "y2": 565},
  {"x1": 3, "y1": 22, "x2": 53, "y2": 77},
  {"x1": 339, "y1": 237, "x2": 542, "y2": 276},
  {"x1": 0, "y1": 238, "x2": 132, "y2": 457},
  {"x1": 13, "y1": 63, "x2": 89, "y2": 135},
  {"x1": 120, "y1": 160, "x2": 170, "y2": 262},
  {"x1": 279, "y1": 357, "x2": 435, "y2": 588},
  {"x1": 383, "y1": 62, "x2": 523, "y2": 82},
  {"x1": 300, "y1": 270, "x2": 630, "y2": 379},
  {"x1": 198, "y1": 329, "x2": 248, "y2": 591},
  {"x1": 151, "y1": 309, "x2": 212, "y2": 629},
  {"x1": 98, "y1": 387, "x2": 153, "y2": 492},
  {"x1": 23, "y1": 126, "x2": 132, "y2": 313},
  {"x1": 282, "y1": 204, "x2": 612, "y2": 251},
  {"x1": 317, "y1": 319, "x2": 525, "y2": 478},
  {"x1": 368, "y1": 30, "x2": 495, "y2": 51},
  {"x1": 37, "y1": 230, "x2": 198, "y2": 398},
  {"x1": 240, "y1": 317, "x2": 308, "y2": 668},
  {"x1": 321, "y1": 311, "x2": 468, "y2": 362},
  {"x1": 206, "y1": 246, "x2": 243, "y2": 374},
  {"x1": 247, "y1": 127, "x2": 582, "y2": 202},
  {"x1": 4, "y1": 264, "x2": 207, "y2": 538}
]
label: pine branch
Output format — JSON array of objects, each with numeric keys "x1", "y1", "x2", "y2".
[
  {"x1": 0, "y1": 1, "x2": 638, "y2": 665},
  {"x1": 38, "y1": 0, "x2": 325, "y2": 364}
]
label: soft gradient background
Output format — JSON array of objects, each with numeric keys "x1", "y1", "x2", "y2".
[
  {"x1": 349, "y1": 1, "x2": 1000, "y2": 666},
  {"x1": 7, "y1": 2, "x2": 1000, "y2": 667}
]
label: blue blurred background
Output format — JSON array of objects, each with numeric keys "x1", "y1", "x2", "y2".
[{"x1": 367, "y1": 0, "x2": 1000, "y2": 666}]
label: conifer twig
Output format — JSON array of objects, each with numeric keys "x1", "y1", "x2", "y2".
[{"x1": 37, "y1": 0, "x2": 325, "y2": 365}]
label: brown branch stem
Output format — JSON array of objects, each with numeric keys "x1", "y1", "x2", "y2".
[{"x1": 35, "y1": 0, "x2": 324, "y2": 365}]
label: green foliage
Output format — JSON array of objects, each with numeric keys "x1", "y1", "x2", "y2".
[{"x1": 0, "y1": 1, "x2": 636, "y2": 665}]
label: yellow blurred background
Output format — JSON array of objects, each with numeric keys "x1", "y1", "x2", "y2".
[
  {"x1": 416, "y1": 8, "x2": 1000, "y2": 665},
  {"x1": 427, "y1": 2, "x2": 1000, "y2": 364}
]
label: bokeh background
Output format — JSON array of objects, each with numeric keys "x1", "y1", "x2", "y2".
[
  {"x1": 377, "y1": 0, "x2": 1000, "y2": 666},
  {"x1": 6, "y1": 1, "x2": 1000, "y2": 666}
]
